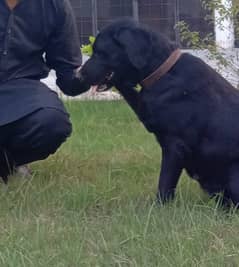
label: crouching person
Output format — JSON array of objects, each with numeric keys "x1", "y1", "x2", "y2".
[{"x1": 0, "y1": 0, "x2": 91, "y2": 182}]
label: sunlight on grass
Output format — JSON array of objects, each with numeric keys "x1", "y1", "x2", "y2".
[{"x1": 1, "y1": 101, "x2": 239, "y2": 266}]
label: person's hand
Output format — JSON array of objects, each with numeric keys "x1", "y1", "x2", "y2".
[{"x1": 70, "y1": 66, "x2": 91, "y2": 95}]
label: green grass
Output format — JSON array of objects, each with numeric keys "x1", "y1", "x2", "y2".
[{"x1": 1, "y1": 101, "x2": 239, "y2": 267}]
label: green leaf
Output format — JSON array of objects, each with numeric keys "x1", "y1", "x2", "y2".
[{"x1": 81, "y1": 36, "x2": 96, "y2": 57}]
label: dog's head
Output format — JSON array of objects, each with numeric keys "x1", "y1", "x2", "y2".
[
  {"x1": 78, "y1": 19, "x2": 157, "y2": 91},
  {"x1": 79, "y1": 19, "x2": 177, "y2": 91}
]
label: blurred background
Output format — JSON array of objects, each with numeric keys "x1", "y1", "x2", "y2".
[{"x1": 69, "y1": 0, "x2": 239, "y2": 48}]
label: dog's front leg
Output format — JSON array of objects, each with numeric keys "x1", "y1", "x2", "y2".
[{"x1": 157, "y1": 143, "x2": 184, "y2": 204}]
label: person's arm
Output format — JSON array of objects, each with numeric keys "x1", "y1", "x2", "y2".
[{"x1": 45, "y1": 0, "x2": 90, "y2": 96}]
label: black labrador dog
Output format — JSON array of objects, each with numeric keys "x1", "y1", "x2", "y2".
[{"x1": 78, "y1": 19, "x2": 239, "y2": 206}]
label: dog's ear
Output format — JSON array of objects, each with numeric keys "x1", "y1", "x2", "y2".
[{"x1": 114, "y1": 27, "x2": 152, "y2": 69}]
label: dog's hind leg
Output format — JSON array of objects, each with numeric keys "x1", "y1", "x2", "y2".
[{"x1": 224, "y1": 165, "x2": 239, "y2": 207}]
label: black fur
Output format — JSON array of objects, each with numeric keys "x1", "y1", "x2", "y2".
[{"x1": 79, "y1": 19, "x2": 239, "y2": 206}]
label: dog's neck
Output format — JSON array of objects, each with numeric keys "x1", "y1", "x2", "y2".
[
  {"x1": 136, "y1": 33, "x2": 180, "y2": 88},
  {"x1": 140, "y1": 49, "x2": 182, "y2": 88}
]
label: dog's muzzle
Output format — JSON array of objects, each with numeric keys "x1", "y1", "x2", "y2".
[{"x1": 95, "y1": 71, "x2": 115, "y2": 92}]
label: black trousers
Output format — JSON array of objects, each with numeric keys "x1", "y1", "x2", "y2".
[{"x1": 0, "y1": 108, "x2": 72, "y2": 182}]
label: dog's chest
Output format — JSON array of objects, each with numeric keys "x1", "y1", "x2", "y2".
[{"x1": 137, "y1": 90, "x2": 190, "y2": 134}]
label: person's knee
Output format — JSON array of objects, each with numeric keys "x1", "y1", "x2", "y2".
[
  {"x1": 6, "y1": 108, "x2": 72, "y2": 166},
  {"x1": 40, "y1": 108, "x2": 72, "y2": 152}
]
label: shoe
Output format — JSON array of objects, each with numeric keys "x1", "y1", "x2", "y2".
[{"x1": 15, "y1": 165, "x2": 32, "y2": 178}]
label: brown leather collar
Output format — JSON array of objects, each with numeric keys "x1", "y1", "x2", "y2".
[{"x1": 140, "y1": 49, "x2": 182, "y2": 88}]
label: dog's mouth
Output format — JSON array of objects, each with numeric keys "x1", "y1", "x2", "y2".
[{"x1": 95, "y1": 71, "x2": 115, "y2": 92}]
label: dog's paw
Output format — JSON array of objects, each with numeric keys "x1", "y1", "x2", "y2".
[{"x1": 156, "y1": 191, "x2": 175, "y2": 205}]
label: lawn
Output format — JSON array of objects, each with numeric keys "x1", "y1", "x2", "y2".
[{"x1": 1, "y1": 100, "x2": 239, "y2": 267}]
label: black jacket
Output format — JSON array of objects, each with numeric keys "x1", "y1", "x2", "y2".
[{"x1": 0, "y1": 0, "x2": 86, "y2": 125}]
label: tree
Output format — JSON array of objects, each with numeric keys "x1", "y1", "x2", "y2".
[{"x1": 176, "y1": 0, "x2": 239, "y2": 88}]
